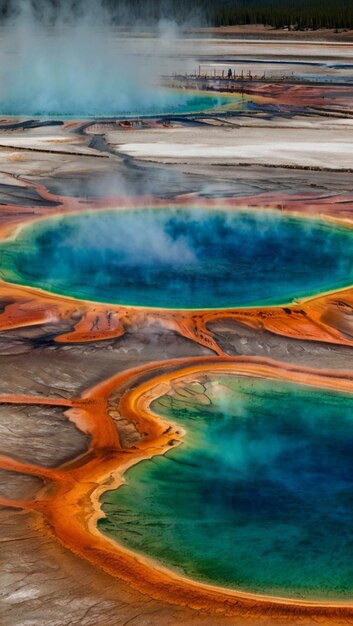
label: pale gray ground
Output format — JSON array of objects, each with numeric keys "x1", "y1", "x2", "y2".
[
  {"x1": 0, "y1": 404, "x2": 89, "y2": 468},
  {"x1": 209, "y1": 318, "x2": 353, "y2": 371},
  {"x1": 0, "y1": 471, "x2": 43, "y2": 501}
]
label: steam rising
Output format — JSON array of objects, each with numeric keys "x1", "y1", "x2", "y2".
[
  {"x1": 3, "y1": 207, "x2": 353, "y2": 309},
  {"x1": 0, "y1": 0, "x2": 194, "y2": 116}
]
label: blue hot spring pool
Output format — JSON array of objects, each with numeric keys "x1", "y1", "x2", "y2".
[
  {"x1": 1, "y1": 206, "x2": 353, "y2": 309},
  {"x1": 99, "y1": 374, "x2": 353, "y2": 599},
  {"x1": 0, "y1": 90, "x2": 245, "y2": 119}
]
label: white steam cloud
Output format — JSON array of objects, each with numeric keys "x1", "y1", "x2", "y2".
[{"x1": 0, "y1": 0, "x2": 197, "y2": 117}]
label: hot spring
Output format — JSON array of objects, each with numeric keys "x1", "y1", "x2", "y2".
[
  {"x1": 2, "y1": 207, "x2": 353, "y2": 309},
  {"x1": 0, "y1": 24, "x2": 245, "y2": 118},
  {"x1": 0, "y1": 88, "x2": 244, "y2": 119},
  {"x1": 99, "y1": 374, "x2": 353, "y2": 600}
]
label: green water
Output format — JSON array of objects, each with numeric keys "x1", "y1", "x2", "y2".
[
  {"x1": 100, "y1": 375, "x2": 353, "y2": 599},
  {"x1": 2, "y1": 207, "x2": 353, "y2": 309}
]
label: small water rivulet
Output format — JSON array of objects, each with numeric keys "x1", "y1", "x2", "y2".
[
  {"x1": 2, "y1": 207, "x2": 353, "y2": 309},
  {"x1": 99, "y1": 375, "x2": 353, "y2": 599}
]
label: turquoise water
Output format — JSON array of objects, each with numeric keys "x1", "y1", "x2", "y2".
[
  {"x1": 99, "y1": 375, "x2": 353, "y2": 599},
  {"x1": 0, "y1": 90, "x2": 240, "y2": 118},
  {"x1": 2, "y1": 207, "x2": 353, "y2": 309}
]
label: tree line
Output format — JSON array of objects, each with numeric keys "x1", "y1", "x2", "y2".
[
  {"x1": 108, "y1": 0, "x2": 353, "y2": 30},
  {"x1": 209, "y1": 1, "x2": 353, "y2": 30},
  {"x1": 1, "y1": 0, "x2": 352, "y2": 31}
]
